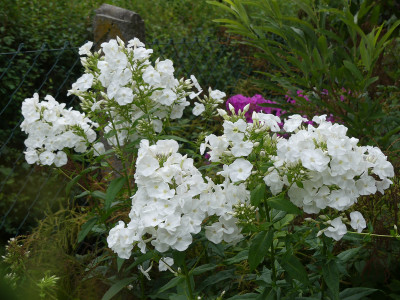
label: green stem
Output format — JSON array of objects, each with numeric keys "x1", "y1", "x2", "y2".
[
  {"x1": 106, "y1": 110, "x2": 132, "y2": 196},
  {"x1": 139, "y1": 273, "x2": 145, "y2": 300},
  {"x1": 321, "y1": 238, "x2": 327, "y2": 300},
  {"x1": 264, "y1": 200, "x2": 277, "y2": 284},
  {"x1": 348, "y1": 231, "x2": 398, "y2": 239},
  {"x1": 58, "y1": 168, "x2": 88, "y2": 191},
  {"x1": 183, "y1": 260, "x2": 194, "y2": 300}
]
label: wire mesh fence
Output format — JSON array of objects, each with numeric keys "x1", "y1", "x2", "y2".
[{"x1": 0, "y1": 37, "x2": 254, "y2": 239}]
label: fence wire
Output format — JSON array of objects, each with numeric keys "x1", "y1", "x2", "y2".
[{"x1": 0, "y1": 37, "x2": 253, "y2": 239}]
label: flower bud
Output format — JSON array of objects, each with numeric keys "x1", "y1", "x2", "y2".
[
  {"x1": 228, "y1": 103, "x2": 236, "y2": 115},
  {"x1": 252, "y1": 111, "x2": 259, "y2": 121},
  {"x1": 217, "y1": 109, "x2": 228, "y2": 118},
  {"x1": 117, "y1": 36, "x2": 125, "y2": 46},
  {"x1": 243, "y1": 103, "x2": 250, "y2": 114}
]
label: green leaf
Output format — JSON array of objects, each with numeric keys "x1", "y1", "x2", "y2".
[
  {"x1": 91, "y1": 190, "x2": 106, "y2": 200},
  {"x1": 379, "y1": 125, "x2": 400, "y2": 146},
  {"x1": 256, "y1": 286, "x2": 277, "y2": 300},
  {"x1": 126, "y1": 251, "x2": 154, "y2": 271},
  {"x1": 317, "y1": 35, "x2": 328, "y2": 60},
  {"x1": 75, "y1": 191, "x2": 90, "y2": 199},
  {"x1": 207, "y1": 0, "x2": 238, "y2": 16},
  {"x1": 248, "y1": 230, "x2": 274, "y2": 271},
  {"x1": 267, "y1": 194, "x2": 301, "y2": 215},
  {"x1": 339, "y1": 287, "x2": 378, "y2": 300},
  {"x1": 117, "y1": 257, "x2": 124, "y2": 272},
  {"x1": 337, "y1": 247, "x2": 361, "y2": 262},
  {"x1": 363, "y1": 76, "x2": 379, "y2": 89},
  {"x1": 102, "y1": 277, "x2": 136, "y2": 300},
  {"x1": 377, "y1": 19, "x2": 400, "y2": 50},
  {"x1": 103, "y1": 129, "x2": 117, "y2": 139},
  {"x1": 280, "y1": 254, "x2": 310, "y2": 286},
  {"x1": 157, "y1": 276, "x2": 185, "y2": 295},
  {"x1": 167, "y1": 294, "x2": 187, "y2": 300},
  {"x1": 77, "y1": 216, "x2": 98, "y2": 243},
  {"x1": 359, "y1": 40, "x2": 371, "y2": 71},
  {"x1": 312, "y1": 47, "x2": 323, "y2": 70},
  {"x1": 172, "y1": 251, "x2": 185, "y2": 267},
  {"x1": 227, "y1": 294, "x2": 260, "y2": 300},
  {"x1": 105, "y1": 177, "x2": 126, "y2": 210},
  {"x1": 190, "y1": 264, "x2": 216, "y2": 276},
  {"x1": 65, "y1": 166, "x2": 99, "y2": 196},
  {"x1": 322, "y1": 260, "x2": 339, "y2": 300},
  {"x1": 251, "y1": 183, "x2": 266, "y2": 206},
  {"x1": 343, "y1": 60, "x2": 363, "y2": 81},
  {"x1": 158, "y1": 135, "x2": 193, "y2": 144},
  {"x1": 198, "y1": 269, "x2": 236, "y2": 291},
  {"x1": 224, "y1": 250, "x2": 249, "y2": 265}
]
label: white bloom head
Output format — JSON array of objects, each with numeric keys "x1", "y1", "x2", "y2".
[{"x1": 350, "y1": 211, "x2": 366, "y2": 233}]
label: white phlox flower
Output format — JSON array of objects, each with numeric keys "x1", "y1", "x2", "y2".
[
  {"x1": 78, "y1": 41, "x2": 93, "y2": 56},
  {"x1": 159, "y1": 257, "x2": 175, "y2": 272},
  {"x1": 108, "y1": 139, "x2": 247, "y2": 259},
  {"x1": 350, "y1": 211, "x2": 366, "y2": 233},
  {"x1": 324, "y1": 217, "x2": 347, "y2": 241},
  {"x1": 20, "y1": 94, "x2": 100, "y2": 167},
  {"x1": 138, "y1": 262, "x2": 153, "y2": 281},
  {"x1": 258, "y1": 116, "x2": 394, "y2": 241},
  {"x1": 192, "y1": 102, "x2": 205, "y2": 116},
  {"x1": 64, "y1": 38, "x2": 198, "y2": 148},
  {"x1": 283, "y1": 114, "x2": 308, "y2": 132},
  {"x1": 227, "y1": 158, "x2": 253, "y2": 183}
]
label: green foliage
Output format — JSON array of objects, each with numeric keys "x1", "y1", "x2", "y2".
[
  {"x1": 3, "y1": 1, "x2": 400, "y2": 299},
  {"x1": 248, "y1": 230, "x2": 273, "y2": 271},
  {"x1": 0, "y1": 8, "x2": 252, "y2": 236},
  {"x1": 0, "y1": 152, "x2": 66, "y2": 238},
  {"x1": 210, "y1": 0, "x2": 400, "y2": 149},
  {"x1": 0, "y1": 0, "x2": 224, "y2": 50}
]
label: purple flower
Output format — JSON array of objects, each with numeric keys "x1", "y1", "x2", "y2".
[{"x1": 226, "y1": 94, "x2": 282, "y2": 122}]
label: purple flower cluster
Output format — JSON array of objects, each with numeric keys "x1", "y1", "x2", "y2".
[
  {"x1": 226, "y1": 91, "x2": 341, "y2": 126},
  {"x1": 225, "y1": 94, "x2": 282, "y2": 122}
]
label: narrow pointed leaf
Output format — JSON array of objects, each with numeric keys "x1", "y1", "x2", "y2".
[
  {"x1": 102, "y1": 277, "x2": 136, "y2": 300},
  {"x1": 281, "y1": 254, "x2": 310, "y2": 286},
  {"x1": 251, "y1": 183, "x2": 266, "y2": 206},
  {"x1": 267, "y1": 194, "x2": 301, "y2": 215},
  {"x1": 322, "y1": 260, "x2": 340, "y2": 300},
  {"x1": 339, "y1": 287, "x2": 378, "y2": 300},
  {"x1": 248, "y1": 230, "x2": 274, "y2": 271},
  {"x1": 105, "y1": 177, "x2": 126, "y2": 210},
  {"x1": 157, "y1": 276, "x2": 185, "y2": 295},
  {"x1": 78, "y1": 216, "x2": 98, "y2": 243}
]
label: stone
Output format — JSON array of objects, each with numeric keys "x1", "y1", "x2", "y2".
[{"x1": 93, "y1": 4, "x2": 145, "y2": 47}]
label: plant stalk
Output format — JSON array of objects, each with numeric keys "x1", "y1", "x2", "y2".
[{"x1": 183, "y1": 260, "x2": 194, "y2": 300}]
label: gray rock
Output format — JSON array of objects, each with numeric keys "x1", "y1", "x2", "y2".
[{"x1": 93, "y1": 4, "x2": 145, "y2": 47}]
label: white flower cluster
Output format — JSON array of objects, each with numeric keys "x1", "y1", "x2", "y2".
[
  {"x1": 107, "y1": 139, "x2": 246, "y2": 259},
  {"x1": 265, "y1": 115, "x2": 394, "y2": 213},
  {"x1": 192, "y1": 85, "x2": 226, "y2": 117},
  {"x1": 263, "y1": 115, "x2": 394, "y2": 240},
  {"x1": 201, "y1": 109, "x2": 394, "y2": 241},
  {"x1": 200, "y1": 108, "x2": 283, "y2": 183},
  {"x1": 20, "y1": 93, "x2": 104, "y2": 167},
  {"x1": 69, "y1": 38, "x2": 201, "y2": 147},
  {"x1": 320, "y1": 211, "x2": 367, "y2": 241}
]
